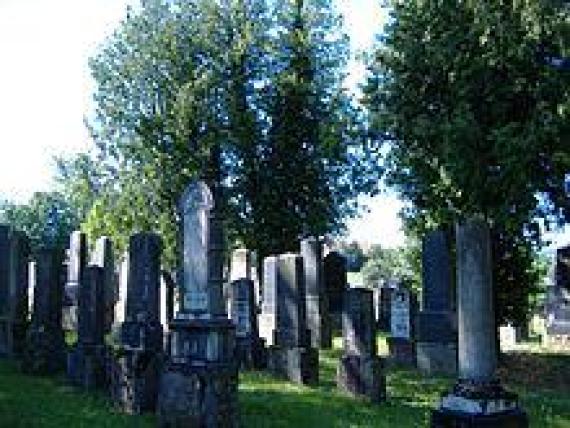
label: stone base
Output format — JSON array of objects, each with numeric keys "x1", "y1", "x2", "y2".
[
  {"x1": 337, "y1": 354, "x2": 385, "y2": 402},
  {"x1": 432, "y1": 407, "x2": 528, "y2": 427},
  {"x1": 387, "y1": 337, "x2": 415, "y2": 367},
  {"x1": 109, "y1": 350, "x2": 161, "y2": 414},
  {"x1": 22, "y1": 326, "x2": 65, "y2": 374},
  {"x1": 267, "y1": 346, "x2": 318, "y2": 385},
  {"x1": 236, "y1": 336, "x2": 267, "y2": 370},
  {"x1": 543, "y1": 333, "x2": 570, "y2": 351},
  {"x1": 67, "y1": 345, "x2": 107, "y2": 391},
  {"x1": 416, "y1": 342, "x2": 457, "y2": 375}
]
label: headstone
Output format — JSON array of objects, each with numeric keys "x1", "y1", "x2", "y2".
[
  {"x1": 544, "y1": 246, "x2": 570, "y2": 350},
  {"x1": 387, "y1": 283, "x2": 417, "y2": 366},
  {"x1": 376, "y1": 281, "x2": 395, "y2": 332},
  {"x1": 228, "y1": 278, "x2": 266, "y2": 369},
  {"x1": 337, "y1": 288, "x2": 385, "y2": 402},
  {"x1": 160, "y1": 270, "x2": 175, "y2": 332},
  {"x1": 158, "y1": 180, "x2": 238, "y2": 427},
  {"x1": 231, "y1": 248, "x2": 262, "y2": 307},
  {"x1": 432, "y1": 218, "x2": 527, "y2": 427},
  {"x1": 301, "y1": 238, "x2": 332, "y2": 349},
  {"x1": 0, "y1": 226, "x2": 30, "y2": 357},
  {"x1": 261, "y1": 253, "x2": 318, "y2": 385},
  {"x1": 114, "y1": 253, "x2": 129, "y2": 325},
  {"x1": 499, "y1": 325, "x2": 518, "y2": 351},
  {"x1": 23, "y1": 248, "x2": 66, "y2": 374},
  {"x1": 67, "y1": 266, "x2": 107, "y2": 390},
  {"x1": 91, "y1": 236, "x2": 115, "y2": 334},
  {"x1": 63, "y1": 231, "x2": 86, "y2": 332},
  {"x1": 110, "y1": 233, "x2": 163, "y2": 414},
  {"x1": 323, "y1": 251, "x2": 347, "y2": 332},
  {"x1": 416, "y1": 230, "x2": 458, "y2": 375}
]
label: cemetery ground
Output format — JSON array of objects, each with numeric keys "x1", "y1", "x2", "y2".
[{"x1": 0, "y1": 336, "x2": 568, "y2": 427}]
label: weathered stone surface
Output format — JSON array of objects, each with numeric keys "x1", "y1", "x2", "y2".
[
  {"x1": 323, "y1": 251, "x2": 347, "y2": 316},
  {"x1": 23, "y1": 249, "x2": 66, "y2": 374},
  {"x1": 544, "y1": 246, "x2": 570, "y2": 350},
  {"x1": 388, "y1": 285, "x2": 417, "y2": 366},
  {"x1": 376, "y1": 285, "x2": 393, "y2": 332},
  {"x1": 301, "y1": 237, "x2": 332, "y2": 349},
  {"x1": 63, "y1": 231, "x2": 86, "y2": 331},
  {"x1": 91, "y1": 236, "x2": 115, "y2": 333},
  {"x1": 337, "y1": 288, "x2": 385, "y2": 402}
]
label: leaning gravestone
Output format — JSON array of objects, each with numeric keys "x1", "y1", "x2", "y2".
[
  {"x1": 0, "y1": 226, "x2": 30, "y2": 358},
  {"x1": 110, "y1": 233, "x2": 163, "y2": 414},
  {"x1": 432, "y1": 218, "x2": 527, "y2": 427},
  {"x1": 67, "y1": 265, "x2": 107, "y2": 390},
  {"x1": 337, "y1": 287, "x2": 385, "y2": 402},
  {"x1": 416, "y1": 230, "x2": 457, "y2": 375},
  {"x1": 23, "y1": 248, "x2": 66, "y2": 374},
  {"x1": 158, "y1": 180, "x2": 237, "y2": 427},
  {"x1": 63, "y1": 231, "x2": 86, "y2": 332},
  {"x1": 544, "y1": 246, "x2": 570, "y2": 350},
  {"x1": 228, "y1": 278, "x2": 266, "y2": 369},
  {"x1": 260, "y1": 253, "x2": 318, "y2": 385},
  {"x1": 301, "y1": 237, "x2": 332, "y2": 349},
  {"x1": 387, "y1": 282, "x2": 417, "y2": 366},
  {"x1": 323, "y1": 251, "x2": 348, "y2": 332}
]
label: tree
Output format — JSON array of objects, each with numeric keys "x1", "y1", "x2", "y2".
[
  {"x1": 364, "y1": 1, "x2": 570, "y2": 325},
  {"x1": 361, "y1": 241, "x2": 421, "y2": 290}
]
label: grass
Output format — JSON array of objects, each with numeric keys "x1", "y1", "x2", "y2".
[{"x1": 0, "y1": 338, "x2": 569, "y2": 427}]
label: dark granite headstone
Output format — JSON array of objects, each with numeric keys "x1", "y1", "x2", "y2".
[
  {"x1": 0, "y1": 227, "x2": 30, "y2": 357},
  {"x1": 301, "y1": 238, "x2": 332, "y2": 349},
  {"x1": 63, "y1": 231, "x2": 86, "y2": 332},
  {"x1": 323, "y1": 251, "x2": 347, "y2": 332},
  {"x1": 23, "y1": 249, "x2": 65, "y2": 374},
  {"x1": 377, "y1": 284, "x2": 394, "y2": 332},
  {"x1": 416, "y1": 230, "x2": 458, "y2": 374},
  {"x1": 110, "y1": 233, "x2": 163, "y2": 414},
  {"x1": 263, "y1": 253, "x2": 318, "y2": 385},
  {"x1": 91, "y1": 236, "x2": 115, "y2": 334},
  {"x1": 337, "y1": 288, "x2": 385, "y2": 402}
]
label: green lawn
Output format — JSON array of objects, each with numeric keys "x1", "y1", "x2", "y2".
[{"x1": 0, "y1": 341, "x2": 569, "y2": 427}]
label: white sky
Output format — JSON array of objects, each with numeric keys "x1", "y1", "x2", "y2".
[{"x1": 0, "y1": 0, "x2": 400, "y2": 248}]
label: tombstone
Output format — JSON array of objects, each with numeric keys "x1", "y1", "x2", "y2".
[
  {"x1": 91, "y1": 236, "x2": 115, "y2": 334},
  {"x1": 114, "y1": 253, "x2": 129, "y2": 326},
  {"x1": 261, "y1": 253, "x2": 318, "y2": 385},
  {"x1": 62, "y1": 231, "x2": 86, "y2": 332},
  {"x1": 387, "y1": 282, "x2": 417, "y2": 366},
  {"x1": 110, "y1": 233, "x2": 163, "y2": 414},
  {"x1": 416, "y1": 230, "x2": 458, "y2": 375},
  {"x1": 376, "y1": 282, "x2": 395, "y2": 332},
  {"x1": 160, "y1": 271, "x2": 175, "y2": 333},
  {"x1": 67, "y1": 265, "x2": 107, "y2": 390},
  {"x1": 228, "y1": 278, "x2": 266, "y2": 369},
  {"x1": 158, "y1": 180, "x2": 238, "y2": 427},
  {"x1": 499, "y1": 325, "x2": 518, "y2": 351},
  {"x1": 231, "y1": 248, "x2": 262, "y2": 307},
  {"x1": 337, "y1": 288, "x2": 385, "y2": 402},
  {"x1": 301, "y1": 238, "x2": 332, "y2": 349},
  {"x1": 0, "y1": 226, "x2": 30, "y2": 357},
  {"x1": 544, "y1": 246, "x2": 570, "y2": 350},
  {"x1": 432, "y1": 218, "x2": 527, "y2": 427},
  {"x1": 22, "y1": 248, "x2": 66, "y2": 374},
  {"x1": 323, "y1": 251, "x2": 347, "y2": 332}
]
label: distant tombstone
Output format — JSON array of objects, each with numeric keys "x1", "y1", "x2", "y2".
[
  {"x1": 63, "y1": 231, "x2": 86, "y2": 332},
  {"x1": 110, "y1": 233, "x2": 163, "y2": 414},
  {"x1": 416, "y1": 230, "x2": 457, "y2": 375},
  {"x1": 262, "y1": 253, "x2": 318, "y2": 385},
  {"x1": 499, "y1": 325, "x2": 518, "y2": 351},
  {"x1": 114, "y1": 253, "x2": 129, "y2": 325},
  {"x1": 228, "y1": 278, "x2": 266, "y2": 369},
  {"x1": 0, "y1": 226, "x2": 30, "y2": 357},
  {"x1": 544, "y1": 246, "x2": 570, "y2": 350},
  {"x1": 67, "y1": 266, "x2": 107, "y2": 390},
  {"x1": 376, "y1": 282, "x2": 395, "y2": 332},
  {"x1": 23, "y1": 248, "x2": 66, "y2": 374},
  {"x1": 158, "y1": 180, "x2": 238, "y2": 427},
  {"x1": 91, "y1": 236, "x2": 115, "y2": 334},
  {"x1": 387, "y1": 283, "x2": 417, "y2": 366},
  {"x1": 231, "y1": 248, "x2": 262, "y2": 307},
  {"x1": 323, "y1": 251, "x2": 347, "y2": 332},
  {"x1": 160, "y1": 270, "x2": 175, "y2": 333},
  {"x1": 337, "y1": 288, "x2": 385, "y2": 402},
  {"x1": 301, "y1": 238, "x2": 332, "y2": 349}
]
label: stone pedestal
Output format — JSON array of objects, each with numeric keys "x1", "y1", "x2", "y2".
[{"x1": 432, "y1": 219, "x2": 527, "y2": 427}]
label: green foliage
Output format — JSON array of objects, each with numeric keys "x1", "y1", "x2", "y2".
[
  {"x1": 338, "y1": 241, "x2": 367, "y2": 272},
  {"x1": 0, "y1": 192, "x2": 80, "y2": 252}
]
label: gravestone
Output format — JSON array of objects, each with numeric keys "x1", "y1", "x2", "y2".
[
  {"x1": 301, "y1": 238, "x2": 332, "y2": 349},
  {"x1": 387, "y1": 283, "x2": 417, "y2": 366},
  {"x1": 261, "y1": 253, "x2": 318, "y2": 385},
  {"x1": 432, "y1": 218, "x2": 527, "y2": 427},
  {"x1": 158, "y1": 180, "x2": 238, "y2": 427},
  {"x1": 416, "y1": 230, "x2": 458, "y2": 375},
  {"x1": 63, "y1": 231, "x2": 86, "y2": 332},
  {"x1": 337, "y1": 288, "x2": 385, "y2": 402},
  {"x1": 23, "y1": 248, "x2": 66, "y2": 374},
  {"x1": 228, "y1": 278, "x2": 266, "y2": 369},
  {"x1": 160, "y1": 270, "x2": 175, "y2": 333},
  {"x1": 544, "y1": 246, "x2": 570, "y2": 350},
  {"x1": 0, "y1": 226, "x2": 30, "y2": 357},
  {"x1": 323, "y1": 251, "x2": 347, "y2": 332},
  {"x1": 91, "y1": 236, "x2": 115, "y2": 334},
  {"x1": 499, "y1": 325, "x2": 519, "y2": 351},
  {"x1": 231, "y1": 248, "x2": 262, "y2": 307},
  {"x1": 376, "y1": 281, "x2": 396, "y2": 332},
  {"x1": 110, "y1": 233, "x2": 163, "y2": 414},
  {"x1": 114, "y1": 253, "x2": 129, "y2": 326},
  {"x1": 67, "y1": 265, "x2": 107, "y2": 390}
]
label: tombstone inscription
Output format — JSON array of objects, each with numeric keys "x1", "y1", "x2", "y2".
[{"x1": 387, "y1": 283, "x2": 417, "y2": 366}]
